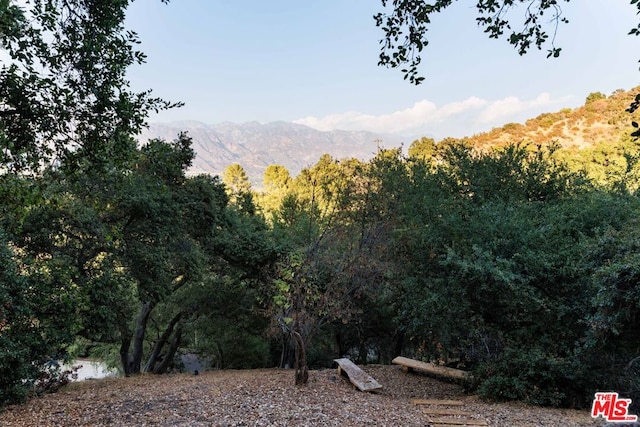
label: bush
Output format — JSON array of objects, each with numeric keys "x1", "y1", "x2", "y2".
[
  {"x1": 0, "y1": 231, "x2": 78, "y2": 408},
  {"x1": 474, "y1": 348, "x2": 588, "y2": 407},
  {"x1": 0, "y1": 233, "x2": 38, "y2": 407}
]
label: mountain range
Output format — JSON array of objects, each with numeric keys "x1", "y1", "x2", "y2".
[
  {"x1": 137, "y1": 121, "x2": 406, "y2": 185},
  {"x1": 137, "y1": 86, "x2": 640, "y2": 186}
]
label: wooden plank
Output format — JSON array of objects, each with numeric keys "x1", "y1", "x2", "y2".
[
  {"x1": 411, "y1": 398, "x2": 464, "y2": 406},
  {"x1": 423, "y1": 408, "x2": 473, "y2": 416},
  {"x1": 431, "y1": 424, "x2": 487, "y2": 427},
  {"x1": 333, "y1": 358, "x2": 382, "y2": 392},
  {"x1": 392, "y1": 356, "x2": 470, "y2": 380},
  {"x1": 428, "y1": 418, "x2": 488, "y2": 426},
  {"x1": 430, "y1": 425, "x2": 485, "y2": 427}
]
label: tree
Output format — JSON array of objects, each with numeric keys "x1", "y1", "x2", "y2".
[
  {"x1": 0, "y1": 0, "x2": 178, "y2": 405},
  {"x1": 586, "y1": 91, "x2": 607, "y2": 104},
  {"x1": 258, "y1": 165, "x2": 293, "y2": 220},
  {"x1": 264, "y1": 165, "x2": 292, "y2": 190},
  {"x1": 0, "y1": 0, "x2": 177, "y2": 174},
  {"x1": 384, "y1": 141, "x2": 640, "y2": 407},
  {"x1": 12, "y1": 134, "x2": 276, "y2": 377},
  {"x1": 0, "y1": 231, "x2": 65, "y2": 405},
  {"x1": 222, "y1": 163, "x2": 254, "y2": 212},
  {"x1": 582, "y1": 216, "x2": 640, "y2": 409},
  {"x1": 267, "y1": 150, "x2": 401, "y2": 381},
  {"x1": 113, "y1": 137, "x2": 206, "y2": 375},
  {"x1": 223, "y1": 164, "x2": 251, "y2": 194},
  {"x1": 408, "y1": 136, "x2": 436, "y2": 162},
  {"x1": 375, "y1": 1, "x2": 633, "y2": 85},
  {"x1": 105, "y1": 136, "x2": 277, "y2": 375}
]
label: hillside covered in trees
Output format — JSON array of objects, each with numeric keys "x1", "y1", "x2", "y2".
[{"x1": 1, "y1": 0, "x2": 640, "y2": 418}]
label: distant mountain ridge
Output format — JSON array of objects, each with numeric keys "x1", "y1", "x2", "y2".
[
  {"x1": 137, "y1": 87, "x2": 640, "y2": 186},
  {"x1": 137, "y1": 121, "x2": 406, "y2": 185}
]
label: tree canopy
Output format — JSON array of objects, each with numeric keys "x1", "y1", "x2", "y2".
[
  {"x1": 0, "y1": 0, "x2": 178, "y2": 174},
  {"x1": 375, "y1": 0, "x2": 635, "y2": 85}
]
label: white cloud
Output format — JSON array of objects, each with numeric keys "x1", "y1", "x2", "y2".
[
  {"x1": 435, "y1": 97, "x2": 487, "y2": 119},
  {"x1": 294, "y1": 93, "x2": 571, "y2": 137},
  {"x1": 476, "y1": 96, "x2": 527, "y2": 125},
  {"x1": 294, "y1": 97, "x2": 486, "y2": 135},
  {"x1": 475, "y1": 92, "x2": 568, "y2": 124}
]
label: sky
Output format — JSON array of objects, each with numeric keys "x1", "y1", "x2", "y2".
[{"x1": 125, "y1": 0, "x2": 640, "y2": 140}]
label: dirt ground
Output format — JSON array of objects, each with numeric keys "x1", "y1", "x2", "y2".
[{"x1": 0, "y1": 364, "x2": 607, "y2": 426}]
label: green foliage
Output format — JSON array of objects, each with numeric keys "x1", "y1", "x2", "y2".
[
  {"x1": 408, "y1": 137, "x2": 436, "y2": 162},
  {"x1": 0, "y1": 226, "x2": 81, "y2": 406},
  {"x1": 0, "y1": 0, "x2": 274, "y2": 407},
  {"x1": 475, "y1": 348, "x2": 588, "y2": 407},
  {"x1": 435, "y1": 142, "x2": 586, "y2": 204},
  {"x1": 0, "y1": 231, "x2": 37, "y2": 405},
  {"x1": 172, "y1": 275, "x2": 273, "y2": 370},
  {"x1": 0, "y1": 0, "x2": 182, "y2": 402},
  {"x1": 586, "y1": 91, "x2": 607, "y2": 104},
  {"x1": 580, "y1": 217, "x2": 640, "y2": 407},
  {"x1": 258, "y1": 165, "x2": 293, "y2": 220},
  {"x1": 375, "y1": 0, "x2": 570, "y2": 84},
  {"x1": 0, "y1": 130, "x2": 277, "y2": 381},
  {"x1": 0, "y1": 0, "x2": 178, "y2": 174},
  {"x1": 222, "y1": 163, "x2": 251, "y2": 207},
  {"x1": 263, "y1": 165, "x2": 292, "y2": 191},
  {"x1": 369, "y1": 142, "x2": 640, "y2": 407}
]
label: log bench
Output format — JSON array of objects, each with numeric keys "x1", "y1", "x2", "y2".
[{"x1": 333, "y1": 358, "x2": 383, "y2": 392}]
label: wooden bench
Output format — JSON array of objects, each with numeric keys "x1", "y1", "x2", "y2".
[
  {"x1": 333, "y1": 358, "x2": 383, "y2": 392},
  {"x1": 392, "y1": 356, "x2": 470, "y2": 380}
]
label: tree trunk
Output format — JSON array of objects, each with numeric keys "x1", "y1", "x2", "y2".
[
  {"x1": 279, "y1": 332, "x2": 294, "y2": 368},
  {"x1": 154, "y1": 325, "x2": 182, "y2": 374},
  {"x1": 144, "y1": 312, "x2": 182, "y2": 373},
  {"x1": 215, "y1": 340, "x2": 224, "y2": 369},
  {"x1": 394, "y1": 329, "x2": 405, "y2": 359},
  {"x1": 130, "y1": 301, "x2": 153, "y2": 375},
  {"x1": 119, "y1": 333, "x2": 132, "y2": 377},
  {"x1": 335, "y1": 331, "x2": 346, "y2": 357},
  {"x1": 293, "y1": 331, "x2": 308, "y2": 385},
  {"x1": 358, "y1": 338, "x2": 367, "y2": 364}
]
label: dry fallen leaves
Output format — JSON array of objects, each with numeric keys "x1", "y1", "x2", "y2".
[{"x1": 0, "y1": 365, "x2": 603, "y2": 426}]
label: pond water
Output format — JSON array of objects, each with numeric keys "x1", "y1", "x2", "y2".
[
  {"x1": 63, "y1": 359, "x2": 119, "y2": 381},
  {"x1": 60, "y1": 353, "x2": 206, "y2": 380}
]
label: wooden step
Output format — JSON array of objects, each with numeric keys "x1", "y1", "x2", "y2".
[
  {"x1": 411, "y1": 398, "x2": 464, "y2": 406},
  {"x1": 431, "y1": 425, "x2": 488, "y2": 427},
  {"x1": 423, "y1": 408, "x2": 473, "y2": 416},
  {"x1": 427, "y1": 417, "x2": 488, "y2": 426}
]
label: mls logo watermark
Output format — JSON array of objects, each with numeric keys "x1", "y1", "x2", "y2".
[{"x1": 591, "y1": 392, "x2": 638, "y2": 423}]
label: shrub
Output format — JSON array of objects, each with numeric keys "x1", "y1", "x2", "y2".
[{"x1": 474, "y1": 348, "x2": 588, "y2": 407}]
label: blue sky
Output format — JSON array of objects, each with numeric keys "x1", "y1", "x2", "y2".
[{"x1": 126, "y1": 1, "x2": 640, "y2": 140}]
